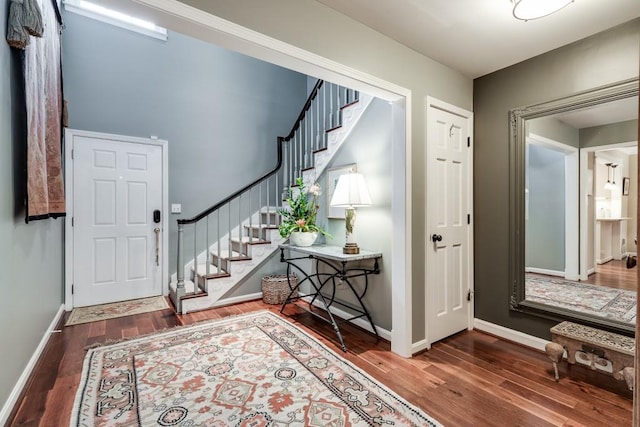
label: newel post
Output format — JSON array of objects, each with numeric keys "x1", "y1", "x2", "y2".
[{"x1": 175, "y1": 222, "x2": 185, "y2": 313}]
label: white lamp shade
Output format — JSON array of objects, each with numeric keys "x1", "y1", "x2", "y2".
[
  {"x1": 512, "y1": 0, "x2": 573, "y2": 21},
  {"x1": 330, "y1": 172, "x2": 372, "y2": 207}
]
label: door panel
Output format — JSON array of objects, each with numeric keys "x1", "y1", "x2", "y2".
[
  {"x1": 427, "y1": 105, "x2": 472, "y2": 345},
  {"x1": 73, "y1": 135, "x2": 163, "y2": 307}
]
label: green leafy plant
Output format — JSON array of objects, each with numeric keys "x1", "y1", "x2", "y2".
[{"x1": 278, "y1": 177, "x2": 330, "y2": 239}]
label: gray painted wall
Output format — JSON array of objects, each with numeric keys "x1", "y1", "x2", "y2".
[
  {"x1": 528, "y1": 116, "x2": 579, "y2": 148},
  {"x1": 525, "y1": 144, "x2": 565, "y2": 271},
  {"x1": 321, "y1": 99, "x2": 393, "y2": 329},
  {"x1": 176, "y1": 0, "x2": 474, "y2": 343},
  {"x1": 0, "y1": 4, "x2": 64, "y2": 411},
  {"x1": 474, "y1": 19, "x2": 639, "y2": 338},
  {"x1": 61, "y1": 11, "x2": 308, "y2": 274},
  {"x1": 580, "y1": 119, "x2": 639, "y2": 148}
]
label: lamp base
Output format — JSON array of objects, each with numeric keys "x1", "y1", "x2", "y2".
[{"x1": 343, "y1": 243, "x2": 360, "y2": 254}]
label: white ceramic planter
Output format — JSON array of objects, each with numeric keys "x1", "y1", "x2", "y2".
[{"x1": 289, "y1": 231, "x2": 318, "y2": 247}]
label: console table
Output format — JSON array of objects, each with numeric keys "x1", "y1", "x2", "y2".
[{"x1": 278, "y1": 244, "x2": 382, "y2": 351}]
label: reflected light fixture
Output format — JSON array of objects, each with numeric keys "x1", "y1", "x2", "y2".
[
  {"x1": 604, "y1": 162, "x2": 616, "y2": 191},
  {"x1": 329, "y1": 172, "x2": 372, "y2": 254},
  {"x1": 512, "y1": 0, "x2": 574, "y2": 21}
]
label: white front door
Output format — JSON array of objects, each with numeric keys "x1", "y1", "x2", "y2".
[
  {"x1": 71, "y1": 132, "x2": 164, "y2": 307},
  {"x1": 426, "y1": 99, "x2": 473, "y2": 345}
]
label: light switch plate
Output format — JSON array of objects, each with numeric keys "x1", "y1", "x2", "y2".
[{"x1": 171, "y1": 204, "x2": 182, "y2": 214}]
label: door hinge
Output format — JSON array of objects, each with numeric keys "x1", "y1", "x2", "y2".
[
  {"x1": 71, "y1": 217, "x2": 74, "y2": 227},
  {"x1": 467, "y1": 289, "x2": 472, "y2": 301},
  {"x1": 71, "y1": 284, "x2": 74, "y2": 295},
  {"x1": 467, "y1": 136, "x2": 470, "y2": 147},
  {"x1": 467, "y1": 214, "x2": 470, "y2": 225},
  {"x1": 71, "y1": 149, "x2": 74, "y2": 159}
]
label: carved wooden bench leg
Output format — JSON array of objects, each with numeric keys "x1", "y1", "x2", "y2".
[
  {"x1": 545, "y1": 342, "x2": 565, "y2": 381},
  {"x1": 622, "y1": 367, "x2": 635, "y2": 391}
]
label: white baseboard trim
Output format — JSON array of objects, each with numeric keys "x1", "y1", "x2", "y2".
[
  {"x1": 299, "y1": 295, "x2": 392, "y2": 342},
  {"x1": 411, "y1": 339, "x2": 430, "y2": 354},
  {"x1": 473, "y1": 318, "x2": 550, "y2": 352},
  {"x1": 0, "y1": 304, "x2": 65, "y2": 426},
  {"x1": 525, "y1": 267, "x2": 564, "y2": 277},
  {"x1": 587, "y1": 268, "x2": 596, "y2": 276},
  {"x1": 597, "y1": 256, "x2": 613, "y2": 265},
  {"x1": 211, "y1": 292, "x2": 263, "y2": 308}
]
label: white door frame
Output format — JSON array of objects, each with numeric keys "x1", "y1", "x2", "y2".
[
  {"x1": 526, "y1": 133, "x2": 579, "y2": 280},
  {"x1": 423, "y1": 96, "x2": 474, "y2": 350},
  {"x1": 580, "y1": 141, "x2": 636, "y2": 280},
  {"x1": 99, "y1": 0, "x2": 414, "y2": 356},
  {"x1": 64, "y1": 128, "x2": 169, "y2": 311}
]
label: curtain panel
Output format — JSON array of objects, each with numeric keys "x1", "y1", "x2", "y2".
[{"x1": 7, "y1": 0, "x2": 65, "y2": 221}]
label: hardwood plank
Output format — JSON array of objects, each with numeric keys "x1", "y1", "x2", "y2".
[{"x1": 5, "y1": 300, "x2": 632, "y2": 427}]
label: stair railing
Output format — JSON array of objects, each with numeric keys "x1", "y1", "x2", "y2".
[{"x1": 173, "y1": 79, "x2": 359, "y2": 313}]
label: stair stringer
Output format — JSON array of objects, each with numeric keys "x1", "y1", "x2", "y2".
[{"x1": 302, "y1": 93, "x2": 374, "y2": 187}]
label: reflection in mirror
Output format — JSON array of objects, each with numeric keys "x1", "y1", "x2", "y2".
[{"x1": 509, "y1": 79, "x2": 639, "y2": 334}]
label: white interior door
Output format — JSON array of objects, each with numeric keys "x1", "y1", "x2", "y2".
[
  {"x1": 72, "y1": 133, "x2": 164, "y2": 307},
  {"x1": 426, "y1": 100, "x2": 473, "y2": 345}
]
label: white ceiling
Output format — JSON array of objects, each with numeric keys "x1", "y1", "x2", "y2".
[
  {"x1": 555, "y1": 97, "x2": 639, "y2": 129},
  {"x1": 315, "y1": 0, "x2": 640, "y2": 78}
]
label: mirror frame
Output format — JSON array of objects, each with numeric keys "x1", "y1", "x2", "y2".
[{"x1": 509, "y1": 78, "x2": 639, "y2": 334}]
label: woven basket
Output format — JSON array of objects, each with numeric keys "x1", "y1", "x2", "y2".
[{"x1": 261, "y1": 274, "x2": 298, "y2": 305}]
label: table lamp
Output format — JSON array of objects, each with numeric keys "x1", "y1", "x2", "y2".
[{"x1": 329, "y1": 171, "x2": 372, "y2": 254}]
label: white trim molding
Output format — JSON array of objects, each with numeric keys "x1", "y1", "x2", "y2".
[
  {"x1": 473, "y1": 318, "x2": 550, "y2": 352},
  {"x1": 0, "y1": 305, "x2": 65, "y2": 426},
  {"x1": 525, "y1": 267, "x2": 565, "y2": 277},
  {"x1": 300, "y1": 295, "x2": 392, "y2": 342},
  {"x1": 63, "y1": 0, "x2": 168, "y2": 41}
]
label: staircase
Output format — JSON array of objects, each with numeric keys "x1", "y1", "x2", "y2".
[{"x1": 169, "y1": 80, "x2": 374, "y2": 314}]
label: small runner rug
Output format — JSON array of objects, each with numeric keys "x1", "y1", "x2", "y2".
[
  {"x1": 65, "y1": 296, "x2": 170, "y2": 326},
  {"x1": 525, "y1": 274, "x2": 636, "y2": 325},
  {"x1": 70, "y1": 310, "x2": 439, "y2": 426}
]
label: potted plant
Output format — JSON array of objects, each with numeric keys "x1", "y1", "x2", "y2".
[{"x1": 278, "y1": 177, "x2": 329, "y2": 246}]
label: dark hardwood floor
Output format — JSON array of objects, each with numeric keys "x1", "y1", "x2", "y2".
[
  {"x1": 586, "y1": 259, "x2": 638, "y2": 291},
  {"x1": 7, "y1": 299, "x2": 634, "y2": 426}
]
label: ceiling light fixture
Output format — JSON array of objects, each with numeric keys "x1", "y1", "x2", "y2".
[{"x1": 512, "y1": 0, "x2": 574, "y2": 21}]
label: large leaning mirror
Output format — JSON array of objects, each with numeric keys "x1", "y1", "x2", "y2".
[{"x1": 509, "y1": 79, "x2": 639, "y2": 334}]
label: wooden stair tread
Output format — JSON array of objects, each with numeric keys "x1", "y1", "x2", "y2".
[
  {"x1": 340, "y1": 99, "x2": 359, "y2": 110},
  {"x1": 200, "y1": 272, "x2": 231, "y2": 280},
  {"x1": 192, "y1": 264, "x2": 228, "y2": 276},
  {"x1": 227, "y1": 255, "x2": 252, "y2": 262},
  {"x1": 180, "y1": 290, "x2": 209, "y2": 300},
  {"x1": 245, "y1": 224, "x2": 279, "y2": 230},
  {"x1": 232, "y1": 236, "x2": 272, "y2": 245},
  {"x1": 325, "y1": 125, "x2": 342, "y2": 133}
]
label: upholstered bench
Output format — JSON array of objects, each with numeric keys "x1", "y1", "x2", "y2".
[{"x1": 545, "y1": 321, "x2": 635, "y2": 390}]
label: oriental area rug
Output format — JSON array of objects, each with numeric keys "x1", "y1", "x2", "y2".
[
  {"x1": 71, "y1": 310, "x2": 439, "y2": 426},
  {"x1": 525, "y1": 274, "x2": 636, "y2": 326},
  {"x1": 65, "y1": 296, "x2": 170, "y2": 326}
]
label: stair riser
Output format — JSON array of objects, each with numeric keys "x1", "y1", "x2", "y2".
[
  {"x1": 231, "y1": 240, "x2": 250, "y2": 256},
  {"x1": 211, "y1": 254, "x2": 230, "y2": 272},
  {"x1": 261, "y1": 211, "x2": 280, "y2": 226},
  {"x1": 246, "y1": 227, "x2": 270, "y2": 240}
]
